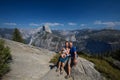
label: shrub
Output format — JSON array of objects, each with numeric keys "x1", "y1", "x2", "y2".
[
  {"x1": 49, "y1": 53, "x2": 60, "y2": 64},
  {"x1": 0, "y1": 39, "x2": 11, "y2": 78},
  {"x1": 79, "y1": 54, "x2": 120, "y2": 80},
  {"x1": 111, "y1": 50, "x2": 120, "y2": 61}
]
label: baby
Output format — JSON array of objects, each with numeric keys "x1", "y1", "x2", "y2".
[{"x1": 61, "y1": 48, "x2": 69, "y2": 58}]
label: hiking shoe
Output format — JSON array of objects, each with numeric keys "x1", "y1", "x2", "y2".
[
  {"x1": 60, "y1": 70, "x2": 63, "y2": 74},
  {"x1": 65, "y1": 75, "x2": 71, "y2": 79},
  {"x1": 60, "y1": 68, "x2": 64, "y2": 74},
  {"x1": 56, "y1": 68, "x2": 60, "y2": 72}
]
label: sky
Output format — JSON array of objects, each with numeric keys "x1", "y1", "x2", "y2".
[{"x1": 0, "y1": 0, "x2": 120, "y2": 30}]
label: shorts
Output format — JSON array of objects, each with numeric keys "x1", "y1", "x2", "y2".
[
  {"x1": 68, "y1": 54, "x2": 78, "y2": 66},
  {"x1": 59, "y1": 56, "x2": 68, "y2": 63}
]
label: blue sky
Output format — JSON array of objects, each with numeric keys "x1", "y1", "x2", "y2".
[{"x1": 0, "y1": 0, "x2": 120, "y2": 30}]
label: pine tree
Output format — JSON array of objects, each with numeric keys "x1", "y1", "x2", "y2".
[{"x1": 12, "y1": 28, "x2": 24, "y2": 43}]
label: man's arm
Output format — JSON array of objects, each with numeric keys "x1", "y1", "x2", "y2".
[
  {"x1": 73, "y1": 48, "x2": 77, "y2": 66},
  {"x1": 73, "y1": 47, "x2": 77, "y2": 59},
  {"x1": 74, "y1": 51, "x2": 77, "y2": 59}
]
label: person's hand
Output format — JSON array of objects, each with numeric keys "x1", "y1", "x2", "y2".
[{"x1": 73, "y1": 59, "x2": 77, "y2": 66}]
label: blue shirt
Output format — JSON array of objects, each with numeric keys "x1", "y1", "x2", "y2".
[{"x1": 70, "y1": 46, "x2": 76, "y2": 57}]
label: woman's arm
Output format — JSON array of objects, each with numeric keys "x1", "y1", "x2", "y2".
[{"x1": 59, "y1": 48, "x2": 65, "y2": 58}]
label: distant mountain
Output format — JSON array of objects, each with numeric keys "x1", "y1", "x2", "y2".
[
  {"x1": 19, "y1": 26, "x2": 65, "y2": 51},
  {"x1": 52, "y1": 30, "x2": 76, "y2": 41},
  {"x1": 53, "y1": 29, "x2": 120, "y2": 54},
  {"x1": 20, "y1": 25, "x2": 52, "y2": 43},
  {"x1": 0, "y1": 27, "x2": 120, "y2": 54},
  {"x1": 0, "y1": 28, "x2": 14, "y2": 40},
  {"x1": 31, "y1": 32, "x2": 65, "y2": 51},
  {"x1": 20, "y1": 27, "x2": 43, "y2": 43},
  {"x1": 27, "y1": 26, "x2": 65, "y2": 51}
]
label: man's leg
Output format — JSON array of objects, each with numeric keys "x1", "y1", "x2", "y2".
[
  {"x1": 68, "y1": 63, "x2": 71, "y2": 75},
  {"x1": 68, "y1": 57, "x2": 71, "y2": 76},
  {"x1": 65, "y1": 57, "x2": 71, "y2": 79}
]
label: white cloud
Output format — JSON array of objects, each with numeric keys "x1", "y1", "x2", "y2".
[
  {"x1": 43, "y1": 22, "x2": 64, "y2": 26},
  {"x1": 94, "y1": 20, "x2": 120, "y2": 27},
  {"x1": 4, "y1": 22, "x2": 17, "y2": 26},
  {"x1": 68, "y1": 22, "x2": 77, "y2": 26},
  {"x1": 29, "y1": 22, "x2": 64, "y2": 27},
  {"x1": 80, "y1": 24, "x2": 86, "y2": 27},
  {"x1": 114, "y1": 22, "x2": 120, "y2": 25},
  {"x1": 29, "y1": 23, "x2": 40, "y2": 26}
]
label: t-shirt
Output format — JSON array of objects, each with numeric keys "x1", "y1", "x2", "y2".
[{"x1": 70, "y1": 46, "x2": 76, "y2": 57}]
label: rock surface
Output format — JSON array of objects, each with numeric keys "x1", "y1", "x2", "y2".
[
  {"x1": 41, "y1": 67, "x2": 73, "y2": 80},
  {"x1": 71, "y1": 57, "x2": 103, "y2": 80},
  {"x1": 2, "y1": 39, "x2": 55, "y2": 80},
  {"x1": 2, "y1": 39, "x2": 103, "y2": 80},
  {"x1": 43, "y1": 25, "x2": 52, "y2": 33},
  {"x1": 30, "y1": 31, "x2": 65, "y2": 52},
  {"x1": 41, "y1": 57, "x2": 103, "y2": 80}
]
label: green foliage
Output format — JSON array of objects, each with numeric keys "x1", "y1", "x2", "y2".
[
  {"x1": 79, "y1": 53, "x2": 120, "y2": 80},
  {"x1": 12, "y1": 28, "x2": 24, "y2": 43},
  {"x1": 0, "y1": 39, "x2": 11, "y2": 78},
  {"x1": 103, "y1": 57, "x2": 114, "y2": 63},
  {"x1": 49, "y1": 53, "x2": 60, "y2": 64},
  {"x1": 111, "y1": 50, "x2": 120, "y2": 61}
]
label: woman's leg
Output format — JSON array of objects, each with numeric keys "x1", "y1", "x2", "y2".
[
  {"x1": 61, "y1": 57, "x2": 68, "y2": 69},
  {"x1": 60, "y1": 57, "x2": 68, "y2": 74},
  {"x1": 56, "y1": 61, "x2": 61, "y2": 72},
  {"x1": 56, "y1": 57, "x2": 62, "y2": 72},
  {"x1": 61, "y1": 62, "x2": 65, "y2": 69},
  {"x1": 58, "y1": 61, "x2": 61, "y2": 69},
  {"x1": 60, "y1": 62, "x2": 64, "y2": 74}
]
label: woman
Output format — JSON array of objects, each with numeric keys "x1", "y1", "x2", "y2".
[{"x1": 56, "y1": 41, "x2": 70, "y2": 74}]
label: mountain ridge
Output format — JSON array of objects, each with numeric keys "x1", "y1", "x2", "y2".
[{"x1": 0, "y1": 27, "x2": 120, "y2": 53}]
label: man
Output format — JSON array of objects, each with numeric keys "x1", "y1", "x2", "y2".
[{"x1": 65, "y1": 41, "x2": 78, "y2": 79}]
